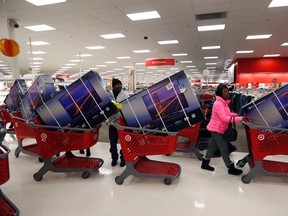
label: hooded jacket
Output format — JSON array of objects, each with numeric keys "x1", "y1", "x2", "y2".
[{"x1": 207, "y1": 96, "x2": 242, "y2": 134}]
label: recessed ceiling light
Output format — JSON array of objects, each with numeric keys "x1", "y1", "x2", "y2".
[
  {"x1": 263, "y1": 54, "x2": 280, "y2": 57},
  {"x1": 70, "y1": 59, "x2": 84, "y2": 62},
  {"x1": 172, "y1": 53, "x2": 187, "y2": 56},
  {"x1": 126, "y1": 11, "x2": 160, "y2": 21},
  {"x1": 202, "y1": 46, "x2": 221, "y2": 50},
  {"x1": 281, "y1": 42, "x2": 288, "y2": 46},
  {"x1": 96, "y1": 65, "x2": 107, "y2": 67},
  {"x1": 76, "y1": 54, "x2": 92, "y2": 57},
  {"x1": 27, "y1": 41, "x2": 50, "y2": 46},
  {"x1": 186, "y1": 66, "x2": 196, "y2": 68},
  {"x1": 117, "y1": 56, "x2": 131, "y2": 59},
  {"x1": 86, "y1": 46, "x2": 105, "y2": 50},
  {"x1": 65, "y1": 64, "x2": 77, "y2": 66},
  {"x1": 268, "y1": 0, "x2": 288, "y2": 8},
  {"x1": 204, "y1": 56, "x2": 218, "y2": 59},
  {"x1": 205, "y1": 63, "x2": 217, "y2": 65},
  {"x1": 133, "y1": 50, "x2": 150, "y2": 53},
  {"x1": 105, "y1": 61, "x2": 117, "y2": 64},
  {"x1": 29, "y1": 57, "x2": 44, "y2": 60},
  {"x1": 25, "y1": 0, "x2": 66, "y2": 6},
  {"x1": 246, "y1": 34, "x2": 272, "y2": 39},
  {"x1": 24, "y1": 24, "x2": 55, "y2": 32},
  {"x1": 197, "y1": 24, "x2": 225, "y2": 31},
  {"x1": 100, "y1": 33, "x2": 125, "y2": 39},
  {"x1": 236, "y1": 50, "x2": 254, "y2": 54},
  {"x1": 180, "y1": 61, "x2": 192, "y2": 63},
  {"x1": 158, "y1": 40, "x2": 179, "y2": 45},
  {"x1": 30, "y1": 51, "x2": 46, "y2": 54},
  {"x1": 135, "y1": 62, "x2": 145, "y2": 65}
]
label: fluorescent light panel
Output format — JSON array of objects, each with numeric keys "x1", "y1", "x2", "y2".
[
  {"x1": 25, "y1": 0, "x2": 66, "y2": 6},
  {"x1": 204, "y1": 56, "x2": 218, "y2": 59},
  {"x1": 263, "y1": 54, "x2": 280, "y2": 57},
  {"x1": 197, "y1": 24, "x2": 225, "y2": 31},
  {"x1": 133, "y1": 50, "x2": 150, "y2": 53},
  {"x1": 28, "y1": 41, "x2": 50, "y2": 46},
  {"x1": 268, "y1": 0, "x2": 288, "y2": 7},
  {"x1": 100, "y1": 33, "x2": 125, "y2": 39},
  {"x1": 180, "y1": 61, "x2": 192, "y2": 63},
  {"x1": 281, "y1": 42, "x2": 288, "y2": 46},
  {"x1": 246, "y1": 34, "x2": 272, "y2": 39},
  {"x1": 126, "y1": 11, "x2": 160, "y2": 21},
  {"x1": 236, "y1": 50, "x2": 254, "y2": 54},
  {"x1": 76, "y1": 54, "x2": 92, "y2": 57},
  {"x1": 117, "y1": 56, "x2": 131, "y2": 59},
  {"x1": 24, "y1": 24, "x2": 55, "y2": 32},
  {"x1": 86, "y1": 46, "x2": 105, "y2": 50},
  {"x1": 172, "y1": 53, "x2": 187, "y2": 56},
  {"x1": 202, "y1": 46, "x2": 220, "y2": 50},
  {"x1": 158, "y1": 40, "x2": 179, "y2": 45}
]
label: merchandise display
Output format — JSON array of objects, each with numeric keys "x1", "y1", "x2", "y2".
[
  {"x1": 35, "y1": 70, "x2": 118, "y2": 128},
  {"x1": 120, "y1": 70, "x2": 205, "y2": 132},
  {"x1": 4, "y1": 79, "x2": 28, "y2": 111},
  {"x1": 19, "y1": 75, "x2": 56, "y2": 120},
  {"x1": 242, "y1": 84, "x2": 288, "y2": 128}
]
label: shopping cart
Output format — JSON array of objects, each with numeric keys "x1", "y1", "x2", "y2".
[
  {"x1": 10, "y1": 112, "x2": 42, "y2": 160},
  {"x1": 0, "y1": 144, "x2": 20, "y2": 216},
  {"x1": 176, "y1": 122, "x2": 203, "y2": 160},
  {"x1": 113, "y1": 118, "x2": 181, "y2": 185},
  {"x1": 240, "y1": 122, "x2": 288, "y2": 184},
  {"x1": 0, "y1": 105, "x2": 15, "y2": 134},
  {"x1": 27, "y1": 121, "x2": 103, "y2": 181}
]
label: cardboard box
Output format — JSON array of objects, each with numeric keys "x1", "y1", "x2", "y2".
[
  {"x1": 242, "y1": 84, "x2": 288, "y2": 128},
  {"x1": 120, "y1": 70, "x2": 205, "y2": 132},
  {"x1": 19, "y1": 75, "x2": 56, "y2": 120},
  {"x1": 35, "y1": 71, "x2": 118, "y2": 128},
  {"x1": 4, "y1": 79, "x2": 28, "y2": 111}
]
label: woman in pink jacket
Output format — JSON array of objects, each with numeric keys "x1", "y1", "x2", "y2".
[{"x1": 201, "y1": 83, "x2": 245, "y2": 175}]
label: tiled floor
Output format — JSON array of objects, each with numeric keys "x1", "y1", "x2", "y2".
[{"x1": 1, "y1": 132, "x2": 288, "y2": 216}]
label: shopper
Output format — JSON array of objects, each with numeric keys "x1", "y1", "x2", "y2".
[
  {"x1": 201, "y1": 83, "x2": 245, "y2": 175},
  {"x1": 109, "y1": 78, "x2": 129, "y2": 167}
]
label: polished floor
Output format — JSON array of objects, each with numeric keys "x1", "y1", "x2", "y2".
[{"x1": 1, "y1": 132, "x2": 288, "y2": 216}]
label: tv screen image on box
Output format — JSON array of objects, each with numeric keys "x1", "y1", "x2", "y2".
[
  {"x1": 120, "y1": 70, "x2": 205, "y2": 132},
  {"x1": 19, "y1": 75, "x2": 56, "y2": 120},
  {"x1": 242, "y1": 84, "x2": 288, "y2": 128},
  {"x1": 4, "y1": 79, "x2": 28, "y2": 111},
  {"x1": 35, "y1": 70, "x2": 118, "y2": 128}
]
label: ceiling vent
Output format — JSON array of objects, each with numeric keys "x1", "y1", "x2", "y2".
[{"x1": 196, "y1": 12, "x2": 227, "y2": 21}]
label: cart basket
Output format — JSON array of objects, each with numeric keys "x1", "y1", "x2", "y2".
[
  {"x1": 113, "y1": 118, "x2": 178, "y2": 162},
  {"x1": 243, "y1": 122, "x2": 288, "y2": 161},
  {"x1": 0, "y1": 145, "x2": 10, "y2": 185}
]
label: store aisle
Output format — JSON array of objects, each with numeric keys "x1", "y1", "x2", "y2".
[{"x1": 1, "y1": 134, "x2": 288, "y2": 216}]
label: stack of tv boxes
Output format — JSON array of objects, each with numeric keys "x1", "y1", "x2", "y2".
[
  {"x1": 5, "y1": 70, "x2": 205, "y2": 132},
  {"x1": 242, "y1": 84, "x2": 288, "y2": 128}
]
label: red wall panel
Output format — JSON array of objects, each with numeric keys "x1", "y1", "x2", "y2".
[{"x1": 236, "y1": 57, "x2": 288, "y2": 83}]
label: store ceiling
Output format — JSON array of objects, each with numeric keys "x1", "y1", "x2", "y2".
[{"x1": 0, "y1": 0, "x2": 288, "y2": 84}]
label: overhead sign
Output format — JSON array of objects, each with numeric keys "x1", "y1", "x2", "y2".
[
  {"x1": 56, "y1": 74, "x2": 70, "y2": 79},
  {"x1": 145, "y1": 58, "x2": 175, "y2": 67}
]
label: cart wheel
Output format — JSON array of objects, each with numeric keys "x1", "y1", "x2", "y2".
[
  {"x1": 241, "y1": 175, "x2": 251, "y2": 184},
  {"x1": 82, "y1": 171, "x2": 90, "y2": 179},
  {"x1": 33, "y1": 173, "x2": 43, "y2": 181},
  {"x1": 236, "y1": 160, "x2": 245, "y2": 168},
  {"x1": 164, "y1": 178, "x2": 172, "y2": 185},
  {"x1": 115, "y1": 176, "x2": 124, "y2": 185},
  {"x1": 38, "y1": 157, "x2": 43, "y2": 163}
]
